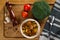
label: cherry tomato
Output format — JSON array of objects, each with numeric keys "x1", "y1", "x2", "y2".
[
  {"x1": 22, "y1": 11, "x2": 28, "y2": 18},
  {"x1": 24, "y1": 4, "x2": 31, "y2": 11}
]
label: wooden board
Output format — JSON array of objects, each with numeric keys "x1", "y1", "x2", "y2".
[{"x1": 4, "y1": 4, "x2": 48, "y2": 38}]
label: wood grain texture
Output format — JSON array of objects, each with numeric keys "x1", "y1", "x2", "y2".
[
  {"x1": 9, "y1": 0, "x2": 55, "y2": 4},
  {"x1": 0, "y1": 0, "x2": 55, "y2": 40}
]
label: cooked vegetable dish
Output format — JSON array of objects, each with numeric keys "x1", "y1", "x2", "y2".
[{"x1": 22, "y1": 21, "x2": 38, "y2": 36}]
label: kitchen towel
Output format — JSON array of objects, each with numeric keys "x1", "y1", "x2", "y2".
[{"x1": 39, "y1": 0, "x2": 60, "y2": 40}]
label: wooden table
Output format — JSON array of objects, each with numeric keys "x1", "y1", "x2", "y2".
[{"x1": 0, "y1": 0, "x2": 55, "y2": 40}]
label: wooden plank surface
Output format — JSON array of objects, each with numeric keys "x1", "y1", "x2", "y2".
[
  {"x1": 0, "y1": 0, "x2": 55, "y2": 40},
  {"x1": 9, "y1": 0, "x2": 55, "y2": 4}
]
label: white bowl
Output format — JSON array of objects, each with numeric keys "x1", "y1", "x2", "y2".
[{"x1": 20, "y1": 19, "x2": 40, "y2": 39}]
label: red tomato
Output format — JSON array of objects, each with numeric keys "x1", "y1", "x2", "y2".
[
  {"x1": 24, "y1": 4, "x2": 31, "y2": 11},
  {"x1": 22, "y1": 11, "x2": 28, "y2": 18}
]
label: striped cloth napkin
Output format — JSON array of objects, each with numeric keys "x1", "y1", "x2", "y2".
[{"x1": 39, "y1": 0, "x2": 60, "y2": 40}]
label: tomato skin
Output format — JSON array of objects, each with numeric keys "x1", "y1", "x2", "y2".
[
  {"x1": 22, "y1": 11, "x2": 28, "y2": 18},
  {"x1": 24, "y1": 4, "x2": 31, "y2": 11}
]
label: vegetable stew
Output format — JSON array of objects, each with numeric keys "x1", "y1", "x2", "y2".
[{"x1": 22, "y1": 21, "x2": 38, "y2": 36}]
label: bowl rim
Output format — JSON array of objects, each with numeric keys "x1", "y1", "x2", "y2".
[{"x1": 20, "y1": 19, "x2": 40, "y2": 39}]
